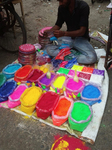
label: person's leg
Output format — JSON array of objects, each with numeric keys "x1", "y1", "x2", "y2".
[{"x1": 73, "y1": 37, "x2": 97, "y2": 64}]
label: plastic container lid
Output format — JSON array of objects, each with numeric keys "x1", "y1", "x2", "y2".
[
  {"x1": 19, "y1": 44, "x2": 36, "y2": 54},
  {"x1": 39, "y1": 26, "x2": 52, "y2": 37}
]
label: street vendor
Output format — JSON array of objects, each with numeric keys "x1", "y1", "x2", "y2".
[{"x1": 43, "y1": 0, "x2": 97, "y2": 65}]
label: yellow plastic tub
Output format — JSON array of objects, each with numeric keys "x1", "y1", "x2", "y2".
[
  {"x1": 20, "y1": 86, "x2": 42, "y2": 114},
  {"x1": 21, "y1": 103, "x2": 36, "y2": 114}
]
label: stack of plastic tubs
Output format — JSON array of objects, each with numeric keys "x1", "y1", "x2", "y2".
[{"x1": 18, "y1": 44, "x2": 36, "y2": 65}]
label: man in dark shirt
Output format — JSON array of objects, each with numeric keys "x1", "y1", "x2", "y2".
[{"x1": 45, "y1": 0, "x2": 97, "y2": 64}]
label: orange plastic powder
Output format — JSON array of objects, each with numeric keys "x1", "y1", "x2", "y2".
[{"x1": 54, "y1": 98, "x2": 71, "y2": 116}]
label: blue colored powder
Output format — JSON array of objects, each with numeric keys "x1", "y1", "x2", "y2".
[
  {"x1": 82, "y1": 85, "x2": 101, "y2": 99},
  {"x1": 4, "y1": 64, "x2": 21, "y2": 74}
]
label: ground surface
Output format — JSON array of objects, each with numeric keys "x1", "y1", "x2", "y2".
[{"x1": 0, "y1": 0, "x2": 112, "y2": 150}]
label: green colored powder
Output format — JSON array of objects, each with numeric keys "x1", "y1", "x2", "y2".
[
  {"x1": 57, "y1": 67, "x2": 69, "y2": 75},
  {"x1": 71, "y1": 102, "x2": 91, "y2": 121}
]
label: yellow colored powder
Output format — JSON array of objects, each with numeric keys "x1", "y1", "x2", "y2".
[
  {"x1": 20, "y1": 86, "x2": 42, "y2": 106},
  {"x1": 53, "y1": 76, "x2": 66, "y2": 89}
]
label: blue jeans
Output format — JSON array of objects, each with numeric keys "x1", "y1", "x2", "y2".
[{"x1": 73, "y1": 37, "x2": 97, "y2": 64}]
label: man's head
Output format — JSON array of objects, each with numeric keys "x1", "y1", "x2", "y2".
[
  {"x1": 57, "y1": 0, "x2": 75, "y2": 13},
  {"x1": 57, "y1": 0, "x2": 71, "y2": 7}
]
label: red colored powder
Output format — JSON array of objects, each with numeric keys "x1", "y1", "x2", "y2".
[
  {"x1": 37, "y1": 92, "x2": 59, "y2": 110},
  {"x1": 28, "y1": 69, "x2": 43, "y2": 81},
  {"x1": 51, "y1": 135, "x2": 91, "y2": 150},
  {"x1": 82, "y1": 67, "x2": 93, "y2": 74},
  {"x1": 54, "y1": 98, "x2": 71, "y2": 116},
  {"x1": 16, "y1": 65, "x2": 32, "y2": 78}
]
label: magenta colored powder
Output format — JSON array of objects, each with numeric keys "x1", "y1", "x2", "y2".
[
  {"x1": 28, "y1": 70, "x2": 43, "y2": 81},
  {"x1": 39, "y1": 74, "x2": 55, "y2": 86},
  {"x1": 67, "y1": 78, "x2": 83, "y2": 90},
  {"x1": 10, "y1": 85, "x2": 27, "y2": 100},
  {"x1": 37, "y1": 92, "x2": 59, "y2": 110}
]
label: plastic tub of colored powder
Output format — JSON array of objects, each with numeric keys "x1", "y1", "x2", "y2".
[
  {"x1": 68, "y1": 101, "x2": 93, "y2": 132},
  {"x1": 0, "y1": 80, "x2": 17, "y2": 102},
  {"x1": 50, "y1": 74, "x2": 67, "y2": 93},
  {"x1": 52, "y1": 96, "x2": 73, "y2": 126},
  {"x1": 20, "y1": 86, "x2": 42, "y2": 114},
  {"x1": 57, "y1": 67, "x2": 69, "y2": 75},
  {"x1": 67, "y1": 70, "x2": 80, "y2": 78},
  {"x1": 81, "y1": 84, "x2": 102, "y2": 105},
  {"x1": 2, "y1": 63, "x2": 22, "y2": 79},
  {"x1": 38, "y1": 73, "x2": 55, "y2": 90},
  {"x1": 64, "y1": 78, "x2": 85, "y2": 98},
  {"x1": 82, "y1": 66, "x2": 94, "y2": 74},
  {"x1": 8, "y1": 84, "x2": 28, "y2": 108},
  {"x1": 36, "y1": 91, "x2": 59, "y2": 120},
  {"x1": 0, "y1": 73, "x2": 6, "y2": 87},
  {"x1": 14, "y1": 65, "x2": 32, "y2": 82},
  {"x1": 27, "y1": 69, "x2": 44, "y2": 83}
]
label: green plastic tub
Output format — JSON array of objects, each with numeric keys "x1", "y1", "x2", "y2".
[
  {"x1": 0, "y1": 73, "x2": 6, "y2": 87},
  {"x1": 68, "y1": 101, "x2": 93, "y2": 132}
]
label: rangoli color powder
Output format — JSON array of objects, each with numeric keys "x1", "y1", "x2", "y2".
[
  {"x1": 71, "y1": 102, "x2": 91, "y2": 121},
  {"x1": 71, "y1": 65, "x2": 83, "y2": 71},
  {"x1": 54, "y1": 97, "x2": 71, "y2": 116},
  {"x1": 53, "y1": 76, "x2": 66, "y2": 89},
  {"x1": 66, "y1": 78, "x2": 83, "y2": 91},
  {"x1": 82, "y1": 84, "x2": 101, "y2": 99},
  {"x1": 39, "y1": 74, "x2": 55, "y2": 86},
  {"x1": 27, "y1": 69, "x2": 43, "y2": 82},
  {"x1": 57, "y1": 67, "x2": 69, "y2": 75},
  {"x1": 37, "y1": 92, "x2": 59, "y2": 110},
  {"x1": 51, "y1": 135, "x2": 91, "y2": 150},
  {"x1": 82, "y1": 67, "x2": 94, "y2": 74},
  {"x1": 20, "y1": 86, "x2": 42, "y2": 106}
]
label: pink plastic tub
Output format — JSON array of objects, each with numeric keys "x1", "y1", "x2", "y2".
[
  {"x1": 8, "y1": 84, "x2": 28, "y2": 108},
  {"x1": 64, "y1": 77, "x2": 85, "y2": 98}
]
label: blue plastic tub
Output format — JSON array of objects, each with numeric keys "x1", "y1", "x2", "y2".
[
  {"x1": 81, "y1": 84, "x2": 102, "y2": 106},
  {"x1": 2, "y1": 63, "x2": 22, "y2": 79},
  {"x1": 0, "y1": 80, "x2": 17, "y2": 102}
]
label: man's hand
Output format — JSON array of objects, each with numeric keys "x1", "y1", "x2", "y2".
[{"x1": 53, "y1": 30, "x2": 65, "y2": 38}]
